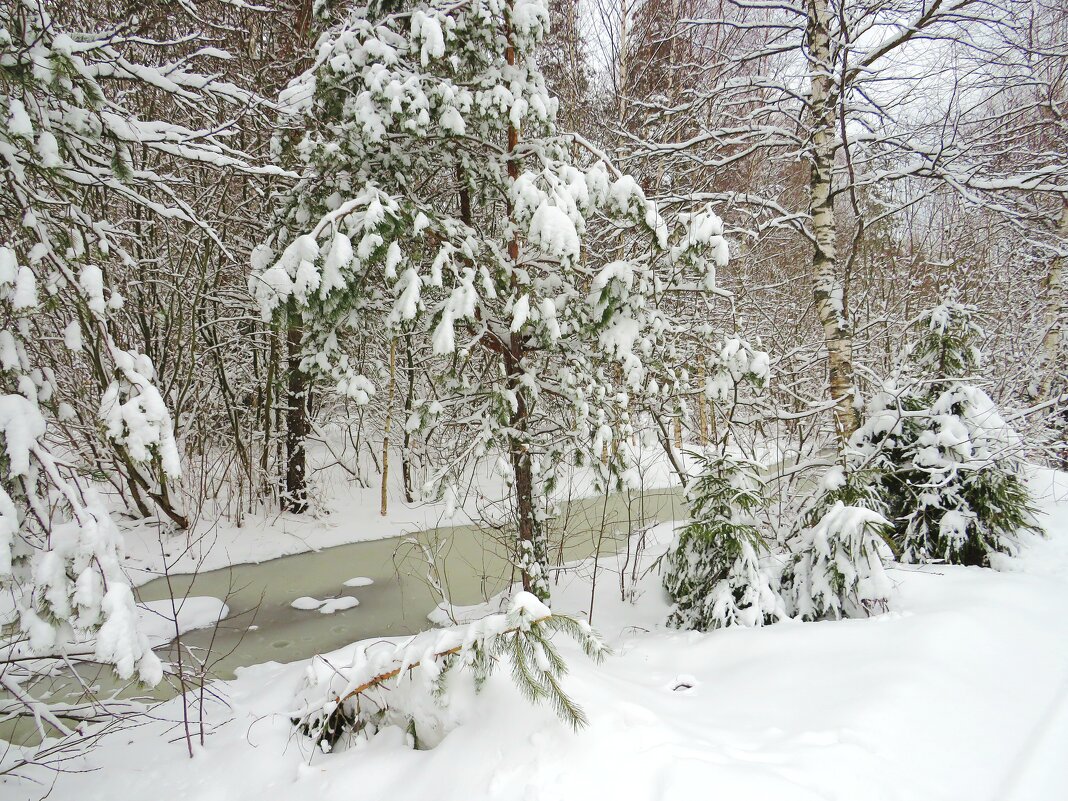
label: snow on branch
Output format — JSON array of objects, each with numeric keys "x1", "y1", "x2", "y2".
[{"x1": 292, "y1": 592, "x2": 607, "y2": 752}]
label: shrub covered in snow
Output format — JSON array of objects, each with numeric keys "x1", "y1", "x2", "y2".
[
  {"x1": 0, "y1": 5, "x2": 179, "y2": 698},
  {"x1": 292, "y1": 592, "x2": 606, "y2": 751},
  {"x1": 663, "y1": 455, "x2": 785, "y2": 630},
  {"x1": 853, "y1": 299, "x2": 1038, "y2": 566},
  {"x1": 785, "y1": 468, "x2": 895, "y2": 620},
  {"x1": 0, "y1": 1, "x2": 262, "y2": 742}
]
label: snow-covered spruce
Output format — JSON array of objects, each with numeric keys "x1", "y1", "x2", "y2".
[
  {"x1": 292, "y1": 592, "x2": 606, "y2": 751},
  {"x1": 852, "y1": 299, "x2": 1038, "y2": 566},
  {"x1": 786, "y1": 468, "x2": 895, "y2": 620},
  {"x1": 663, "y1": 455, "x2": 785, "y2": 630},
  {"x1": 790, "y1": 467, "x2": 897, "y2": 623},
  {"x1": 253, "y1": 0, "x2": 728, "y2": 600}
]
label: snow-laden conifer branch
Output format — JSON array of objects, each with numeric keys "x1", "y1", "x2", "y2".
[{"x1": 292, "y1": 591, "x2": 607, "y2": 751}]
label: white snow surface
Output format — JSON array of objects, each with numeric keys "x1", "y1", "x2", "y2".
[
  {"x1": 319, "y1": 597, "x2": 360, "y2": 614},
  {"x1": 8, "y1": 468, "x2": 1068, "y2": 801},
  {"x1": 290, "y1": 597, "x2": 325, "y2": 611},
  {"x1": 343, "y1": 577, "x2": 374, "y2": 588},
  {"x1": 290, "y1": 595, "x2": 360, "y2": 614},
  {"x1": 136, "y1": 596, "x2": 230, "y2": 648}
]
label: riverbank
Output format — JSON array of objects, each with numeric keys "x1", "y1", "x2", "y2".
[
  {"x1": 120, "y1": 439, "x2": 697, "y2": 587},
  {"x1": 5, "y1": 468, "x2": 1066, "y2": 801}
]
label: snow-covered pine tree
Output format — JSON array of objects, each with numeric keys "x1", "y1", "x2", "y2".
[
  {"x1": 662, "y1": 335, "x2": 783, "y2": 630},
  {"x1": 785, "y1": 467, "x2": 895, "y2": 620},
  {"x1": 0, "y1": 1, "x2": 268, "y2": 737},
  {"x1": 663, "y1": 454, "x2": 785, "y2": 629},
  {"x1": 252, "y1": 0, "x2": 729, "y2": 601},
  {"x1": 853, "y1": 298, "x2": 1038, "y2": 566}
]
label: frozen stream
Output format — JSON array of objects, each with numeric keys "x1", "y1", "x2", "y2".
[
  {"x1": 0, "y1": 487, "x2": 685, "y2": 751},
  {"x1": 138, "y1": 488, "x2": 687, "y2": 682}
]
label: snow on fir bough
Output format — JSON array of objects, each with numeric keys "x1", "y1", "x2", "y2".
[
  {"x1": 292, "y1": 592, "x2": 607, "y2": 751},
  {"x1": 850, "y1": 298, "x2": 1039, "y2": 567}
]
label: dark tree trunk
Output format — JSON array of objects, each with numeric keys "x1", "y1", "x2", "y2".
[
  {"x1": 283, "y1": 303, "x2": 309, "y2": 513},
  {"x1": 503, "y1": 346, "x2": 546, "y2": 600}
]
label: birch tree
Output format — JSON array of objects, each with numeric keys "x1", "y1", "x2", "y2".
[{"x1": 605, "y1": 0, "x2": 1068, "y2": 454}]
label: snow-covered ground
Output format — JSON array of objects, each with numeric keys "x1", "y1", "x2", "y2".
[
  {"x1": 5, "y1": 468, "x2": 1066, "y2": 801},
  {"x1": 136, "y1": 597, "x2": 230, "y2": 649}
]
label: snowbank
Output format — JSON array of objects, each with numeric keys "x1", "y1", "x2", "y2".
[
  {"x1": 6, "y1": 471, "x2": 1066, "y2": 801},
  {"x1": 136, "y1": 596, "x2": 230, "y2": 648}
]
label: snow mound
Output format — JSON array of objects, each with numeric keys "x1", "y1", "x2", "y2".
[
  {"x1": 291, "y1": 595, "x2": 360, "y2": 614},
  {"x1": 319, "y1": 597, "x2": 360, "y2": 614},
  {"x1": 12, "y1": 471, "x2": 1068, "y2": 801},
  {"x1": 136, "y1": 597, "x2": 228, "y2": 648}
]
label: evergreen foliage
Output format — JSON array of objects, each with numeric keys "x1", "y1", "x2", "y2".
[
  {"x1": 293, "y1": 591, "x2": 607, "y2": 751},
  {"x1": 785, "y1": 467, "x2": 895, "y2": 620},
  {"x1": 853, "y1": 299, "x2": 1038, "y2": 566},
  {"x1": 253, "y1": 0, "x2": 727, "y2": 599},
  {"x1": 663, "y1": 454, "x2": 785, "y2": 630}
]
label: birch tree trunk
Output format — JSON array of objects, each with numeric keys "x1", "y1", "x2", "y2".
[
  {"x1": 1031, "y1": 198, "x2": 1067, "y2": 403},
  {"x1": 806, "y1": 0, "x2": 859, "y2": 446}
]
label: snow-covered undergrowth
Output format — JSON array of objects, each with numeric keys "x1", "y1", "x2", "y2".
[
  {"x1": 6, "y1": 469, "x2": 1066, "y2": 801},
  {"x1": 0, "y1": 595, "x2": 226, "y2": 658}
]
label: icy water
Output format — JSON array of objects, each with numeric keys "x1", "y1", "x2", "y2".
[{"x1": 139, "y1": 487, "x2": 686, "y2": 681}]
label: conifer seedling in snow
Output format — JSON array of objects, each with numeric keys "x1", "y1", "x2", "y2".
[
  {"x1": 785, "y1": 467, "x2": 895, "y2": 620},
  {"x1": 662, "y1": 335, "x2": 784, "y2": 631},
  {"x1": 852, "y1": 299, "x2": 1038, "y2": 566}
]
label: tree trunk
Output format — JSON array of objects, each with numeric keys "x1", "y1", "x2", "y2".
[
  {"x1": 807, "y1": 0, "x2": 859, "y2": 446},
  {"x1": 261, "y1": 323, "x2": 277, "y2": 488},
  {"x1": 380, "y1": 338, "x2": 396, "y2": 516},
  {"x1": 505, "y1": 6, "x2": 547, "y2": 601},
  {"x1": 283, "y1": 302, "x2": 308, "y2": 513},
  {"x1": 1031, "y1": 198, "x2": 1067, "y2": 404},
  {"x1": 503, "y1": 345, "x2": 548, "y2": 601},
  {"x1": 401, "y1": 333, "x2": 415, "y2": 503},
  {"x1": 697, "y1": 355, "x2": 708, "y2": 446},
  {"x1": 279, "y1": 0, "x2": 316, "y2": 514}
]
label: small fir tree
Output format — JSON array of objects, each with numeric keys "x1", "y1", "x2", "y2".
[
  {"x1": 852, "y1": 298, "x2": 1038, "y2": 566},
  {"x1": 785, "y1": 467, "x2": 895, "y2": 620},
  {"x1": 663, "y1": 454, "x2": 785, "y2": 630}
]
